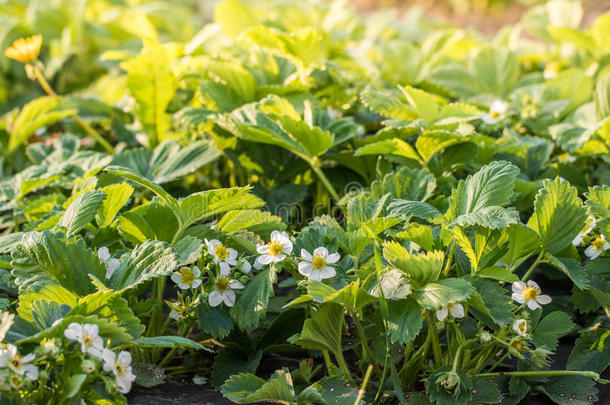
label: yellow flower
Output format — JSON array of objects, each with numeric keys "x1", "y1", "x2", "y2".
[{"x1": 5, "y1": 35, "x2": 42, "y2": 64}]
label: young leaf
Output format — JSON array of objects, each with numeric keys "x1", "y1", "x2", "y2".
[
  {"x1": 96, "y1": 183, "x2": 133, "y2": 228},
  {"x1": 9, "y1": 96, "x2": 77, "y2": 153},
  {"x1": 57, "y1": 190, "x2": 106, "y2": 236},
  {"x1": 296, "y1": 302, "x2": 344, "y2": 357},
  {"x1": 527, "y1": 178, "x2": 587, "y2": 254}
]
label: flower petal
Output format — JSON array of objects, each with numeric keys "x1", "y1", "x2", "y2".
[
  {"x1": 450, "y1": 304, "x2": 465, "y2": 319},
  {"x1": 300, "y1": 249, "x2": 312, "y2": 262},
  {"x1": 511, "y1": 292, "x2": 526, "y2": 304},
  {"x1": 229, "y1": 280, "x2": 244, "y2": 289},
  {"x1": 313, "y1": 247, "x2": 329, "y2": 258},
  {"x1": 436, "y1": 308, "x2": 448, "y2": 321},
  {"x1": 208, "y1": 291, "x2": 223, "y2": 307},
  {"x1": 298, "y1": 262, "x2": 313, "y2": 276},
  {"x1": 526, "y1": 300, "x2": 540, "y2": 310},
  {"x1": 537, "y1": 295, "x2": 552, "y2": 305},
  {"x1": 325, "y1": 253, "x2": 340, "y2": 264},
  {"x1": 512, "y1": 281, "x2": 525, "y2": 293},
  {"x1": 223, "y1": 290, "x2": 236, "y2": 307}
]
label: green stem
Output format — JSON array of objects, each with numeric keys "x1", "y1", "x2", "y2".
[
  {"x1": 354, "y1": 365, "x2": 374, "y2": 405},
  {"x1": 425, "y1": 311, "x2": 443, "y2": 367},
  {"x1": 353, "y1": 314, "x2": 381, "y2": 378},
  {"x1": 452, "y1": 344, "x2": 464, "y2": 373},
  {"x1": 309, "y1": 158, "x2": 340, "y2": 202},
  {"x1": 336, "y1": 349, "x2": 356, "y2": 385},
  {"x1": 521, "y1": 251, "x2": 545, "y2": 281},
  {"x1": 323, "y1": 350, "x2": 334, "y2": 375},
  {"x1": 373, "y1": 242, "x2": 390, "y2": 402},
  {"x1": 159, "y1": 320, "x2": 193, "y2": 368},
  {"x1": 487, "y1": 350, "x2": 510, "y2": 373},
  {"x1": 475, "y1": 370, "x2": 604, "y2": 382},
  {"x1": 443, "y1": 241, "x2": 456, "y2": 276},
  {"x1": 33, "y1": 67, "x2": 115, "y2": 154}
]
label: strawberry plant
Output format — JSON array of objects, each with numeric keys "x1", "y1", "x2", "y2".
[{"x1": 0, "y1": 0, "x2": 609, "y2": 403}]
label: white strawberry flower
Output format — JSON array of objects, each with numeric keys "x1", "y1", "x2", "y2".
[
  {"x1": 572, "y1": 216, "x2": 596, "y2": 246},
  {"x1": 435, "y1": 303, "x2": 465, "y2": 322},
  {"x1": 0, "y1": 344, "x2": 38, "y2": 379},
  {"x1": 208, "y1": 277, "x2": 244, "y2": 307},
  {"x1": 102, "y1": 349, "x2": 136, "y2": 394},
  {"x1": 171, "y1": 266, "x2": 202, "y2": 290},
  {"x1": 585, "y1": 235, "x2": 610, "y2": 260},
  {"x1": 64, "y1": 323, "x2": 104, "y2": 359},
  {"x1": 98, "y1": 247, "x2": 120, "y2": 279},
  {"x1": 207, "y1": 239, "x2": 238, "y2": 274},
  {"x1": 298, "y1": 247, "x2": 340, "y2": 281},
  {"x1": 482, "y1": 100, "x2": 509, "y2": 124},
  {"x1": 257, "y1": 231, "x2": 293, "y2": 264},
  {"x1": 511, "y1": 280, "x2": 552, "y2": 310},
  {"x1": 513, "y1": 319, "x2": 528, "y2": 337}
]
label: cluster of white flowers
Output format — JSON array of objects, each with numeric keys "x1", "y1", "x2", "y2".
[
  {"x1": 170, "y1": 231, "x2": 342, "y2": 309},
  {"x1": 64, "y1": 323, "x2": 136, "y2": 393},
  {"x1": 206, "y1": 239, "x2": 247, "y2": 308},
  {"x1": 572, "y1": 216, "x2": 610, "y2": 260},
  {"x1": 0, "y1": 344, "x2": 38, "y2": 390}
]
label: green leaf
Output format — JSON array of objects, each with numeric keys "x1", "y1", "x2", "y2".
[
  {"x1": 105, "y1": 240, "x2": 177, "y2": 292},
  {"x1": 105, "y1": 166, "x2": 180, "y2": 217},
  {"x1": 527, "y1": 178, "x2": 587, "y2": 254},
  {"x1": 118, "y1": 199, "x2": 178, "y2": 244},
  {"x1": 388, "y1": 200, "x2": 442, "y2": 221},
  {"x1": 230, "y1": 268, "x2": 274, "y2": 329},
  {"x1": 11, "y1": 230, "x2": 105, "y2": 296},
  {"x1": 218, "y1": 96, "x2": 335, "y2": 159},
  {"x1": 296, "y1": 302, "x2": 344, "y2": 357},
  {"x1": 355, "y1": 138, "x2": 422, "y2": 163},
  {"x1": 63, "y1": 374, "x2": 87, "y2": 399},
  {"x1": 447, "y1": 161, "x2": 520, "y2": 222},
  {"x1": 399, "y1": 85, "x2": 441, "y2": 124},
  {"x1": 214, "y1": 0, "x2": 259, "y2": 38},
  {"x1": 415, "y1": 131, "x2": 470, "y2": 163},
  {"x1": 383, "y1": 242, "x2": 444, "y2": 287},
  {"x1": 469, "y1": 278, "x2": 515, "y2": 328},
  {"x1": 222, "y1": 369, "x2": 296, "y2": 404},
  {"x1": 218, "y1": 210, "x2": 285, "y2": 235},
  {"x1": 543, "y1": 375, "x2": 598, "y2": 405},
  {"x1": 469, "y1": 47, "x2": 518, "y2": 97},
  {"x1": 212, "y1": 343, "x2": 262, "y2": 387},
  {"x1": 138, "y1": 336, "x2": 209, "y2": 351},
  {"x1": 370, "y1": 167, "x2": 436, "y2": 202},
  {"x1": 414, "y1": 278, "x2": 474, "y2": 310},
  {"x1": 325, "y1": 281, "x2": 377, "y2": 313},
  {"x1": 9, "y1": 96, "x2": 76, "y2": 152},
  {"x1": 386, "y1": 298, "x2": 423, "y2": 345},
  {"x1": 111, "y1": 140, "x2": 220, "y2": 184},
  {"x1": 477, "y1": 267, "x2": 519, "y2": 282},
  {"x1": 96, "y1": 183, "x2": 133, "y2": 228},
  {"x1": 173, "y1": 236, "x2": 203, "y2": 266},
  {"x1": 532, "y1": 311, "x2": 575, "y2": 350},
  {"x1": 544, "y1": 254, "x2": 590, "y2": 290},
  {"x1": 195, "y1": 305, "x2": 234, "y2": 339},
  {"x1": 585, "y1": 185, "x2": 610, "y2": 218},
  {"x1": 595, "y1": 73, "x2": 610, "y2": 122},
  {"x1": 360, "y1": 87, "x2": 417, "y2": 120},
  {"x1": 57, "y1": 190, "x2": 106, "y2": 236},
  {"x1": 502, "y1": 224, "x2": 541, "y2": 269},
  {"x1": 179, "y1": 187, "x2": 265, "y2": 230},
  {"x1": 121, "y1": 39, "x2": 176, "y2": 146},
  {"x1": 567, "y1": 329, "x2": 610, "y2": 374}
]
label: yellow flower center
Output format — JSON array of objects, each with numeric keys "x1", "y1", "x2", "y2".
[
  {"x1": 10, "y1": 355, "x2": 23, "y2": 370},
  {"x1": 9, "y1": 375, "x2": 22, "y2": 389},
  {"x1": 268, "y1": 241, "x2": 283, "y2": 256},
  {"x1": 512, "y1": 340, "x2": 524, "y2": 352},
  {"x1": 180, "y1": 268, "x2": 195, "y2": 285},
  {"x1": 311, "y1": 255, "x2": 326, "y2": 270},
  {"x1": 522, "y1": 286, "x2": 540, "y2": 301},
  {"x1": 83, "y1": 334, "x2": 93, "y2": 348},
  {"x1": 592, "y1": 236, "x2": 606, "y2": 251},
  {"x1": 489, "y1": 110, "x2": 501, "y2": 119},
  {"x1": 216, "y1": 277, "x2": 229, "y2": 291},
  {"x1": 116, "y1": 362, "x2": 127, "y2": 377},
  {"x1": 214, "y1": 244, "x2": 229, "y2": 260}
]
